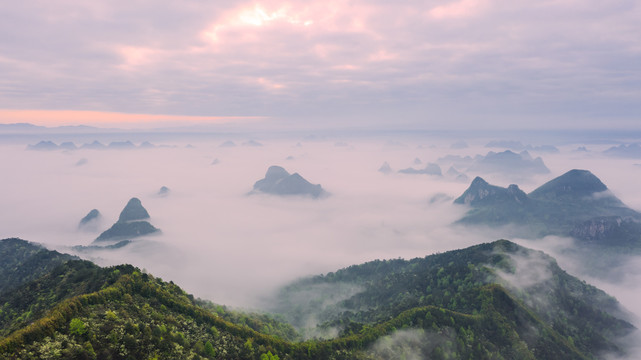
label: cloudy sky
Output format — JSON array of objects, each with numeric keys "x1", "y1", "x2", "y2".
[{"x1": 1, "y1": 0, "x2": 640, "y2": 129}]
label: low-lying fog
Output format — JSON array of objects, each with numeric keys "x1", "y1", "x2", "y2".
[{"x1": 2, "y1": 134, "x2": 641, "y2": 325}]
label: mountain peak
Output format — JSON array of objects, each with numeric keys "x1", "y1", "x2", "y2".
[
  {"x1": 454, "y1": 177, "x2": 527, "y2": 206},
  {"x1": 378, "y1": 161, "x2": 393, "y2": 174},
  {"x1": 78, "y1": 209, "x2": 101, "y2": 231},
  {"x1": 529, "y1": 169, "x2": 608, "y2": 201},
  {"x1": 118, "y1": 198, "x2": 150, "y2": 223},
  {"x1": 79, "y1": 209, "x2": 100, "y2": 224},
  {"x1": 470, "y1": 176, "x2": 489, "y2": 187},
  {"x1": 253, "y1": 165, "x2": 326, "y2": 198},
  {"x1": 95, "y1": 198, "x2": 158, "y2": 243},
  {"x1": 264, "y1": 165, "x2": 290, "y2": 180}
]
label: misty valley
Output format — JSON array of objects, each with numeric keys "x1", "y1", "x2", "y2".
[{"x1": 2, "y1": 128, "x2": 641, "y2": 359}]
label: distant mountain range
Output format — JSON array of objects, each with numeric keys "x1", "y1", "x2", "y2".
[
  {"x1": 0, "y1": 238, "x2": 633, "y2": 359},
  {"x1": 26, "y1": 140, "x2": 160, "y2": 150},
  {"x1": 484, "y1": 140, "x2": 560, "y2": 153},
  {"x1": 398, "y1": 162, "x2": 442, "y2": 175},
  {"x1": 603, "y1": 143, "x2": 641, "y2": 158},
  {"x1": 454, "y1": 169, "x2": 641, "y2": 247},
  {"x1": 437, "y1": 150, "x2": 550, "y2": 182}
]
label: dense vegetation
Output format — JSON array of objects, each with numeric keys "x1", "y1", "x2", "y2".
[
  {"x1": 270, "y1": 240, "x2": 633, "y2": 358},
  {"x1": 0, "y1": 238, "x2": 635, "y2": 359},
  {"x1": 0, "y1": 238, "x2": 75, "y2": 294}
]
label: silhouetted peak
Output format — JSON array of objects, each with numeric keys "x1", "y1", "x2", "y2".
[
  {"x1": 264, "y1": 165, "x2": 290, "y2": 180},
  {"x1": 118, "y1": 198, "x2": 150, "y2": 223},
  {"x1": 81, "y1": 140, "x2": 106, "y2": 149},
  {"x1": 378, "y1": 162, "x2": 393, "y2": 174},
  {"x1": 79, "y1": 209, "x2": 101, "y2": 225},
  {"x1": 27, "y1": 140, "x2": 58, "y2": 151},
  {"x1": 253, "y1": 166, "x2": 326, "y2": 198},
  {"x1": 470, "y1": 176, "x2": 489, "y2": 187},
  {"x1": 529, "y1": 169, "x2": 608, "y2": 200},
  {"x1": 455, "y1": 177, "x2": 527, "y2": 205},
  {"x1": 507, "y1": 184, "x2": 520, "y2": 193},
  {"x1": 59, "y1": 142, "x2": 76, "y2": 150},
  {"x1": 108, "y1": 141, "x2": 135, "y2": 149}
]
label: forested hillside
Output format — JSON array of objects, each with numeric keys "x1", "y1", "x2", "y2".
[
  {"x1": 0, "y1": 238, "x2": 635, "y2": 359},
  {"x1": 0, "y1": 238, "x2": 76, "y2": 294}
]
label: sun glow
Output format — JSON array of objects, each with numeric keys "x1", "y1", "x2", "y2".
[
  {"x1": 238, "y1": 4, "x2": 313, "y2": 26},
  {"x1": 202, "y1": 3, "x2": 314, "y2": 44}
]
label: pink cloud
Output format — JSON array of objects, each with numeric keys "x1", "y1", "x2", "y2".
[
  {"x1": 429, "y1": 0, "x2": 488, "y2": 19},
  {"x1": 368, "y1": 49, "x2": 398, "y2": 62},
  {"x1": 201, "y1": 2, "x2": 315, "y2": 46},
  {"x1": 255, "y1": 77, "x2": 286, "y2": 90},
  {"x1": 200, "y1": 0, "x2": 381, "y2": 48},
  {"x1": 0, "y1": 109, "x2": 263, "y2": 128},
  {"x1": 117, "y1": 46, "x2": 161, "y2": 70}
]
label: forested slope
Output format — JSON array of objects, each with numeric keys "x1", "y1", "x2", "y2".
[{"x1": 0, "y1": 238, "x2": 635, "y2": 359}]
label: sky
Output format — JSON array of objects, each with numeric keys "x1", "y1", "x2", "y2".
[{"x1": 1, "y1": 0, "x2": 640, "y2": 129}]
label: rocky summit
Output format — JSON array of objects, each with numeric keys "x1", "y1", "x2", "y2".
[
  {"x1": 94, "y1": 198, "x2": 159, "y2": 243},
  {"x1": 78, "y1": 209, "x2": 101, "y2": 230},
  {"x1": 118, "y1": 198, "x2": 150, "y2": 223},
  {"x1": 454, "y1": 177, "x2": 528, "y2": 206},
  {"x1": 529, "y1": 169, "x2": 609, "y2": 201},
  {"x1": 252, "y1": 165, "x2": 326, "y2": 198}
]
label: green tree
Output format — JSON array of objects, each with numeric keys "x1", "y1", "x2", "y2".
[
  {"x1": 260, "y1": 351, "x2": 280, "y2": 360},
  {"x1": 69, "y1": 318, "x2": 86, "y2": 336},
  {"x1": 204, "y1": 340, "x2": 216, "y2": 357}
]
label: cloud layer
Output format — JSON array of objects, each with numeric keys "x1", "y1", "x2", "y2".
[
  {"x1": 1, "y1": 1, "x2": 640, "y2": 128},
  {"x1": 2, "y1": 133, "x2": 641, "y2": 315}
]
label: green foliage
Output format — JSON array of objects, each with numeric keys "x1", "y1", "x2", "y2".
[
  {"x1": 0, "y1": 259, "x2": 127, "y2": 338},
  {"x1": 68, "y1": 318, "x2": 86, "y2": 336},
  {"x1": 197, "y1": 299, "x2": 301, "y2": 342},
  {"x1": 0, "y1": 262, "x2": 294, "y2": 359},
  {"x1": 204, "y1": 340, "x2": 215, "y2": 357},
  {"x1": 0, "y1": 238, "x2": 634, "y2": 360},
  {"x1": 0, "y1": 238, "x2": 75, "y2": 294},
  {"x1": 260, "y1": 350, "x2": 280, "y2": 360},
  {"x1": 271, "y1": 240, "x2": 633, "y2": 359}
]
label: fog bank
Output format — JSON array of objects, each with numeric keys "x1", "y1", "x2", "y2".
[{"x1": 1, "y1": 134, "x2": 641, "y2": 315}]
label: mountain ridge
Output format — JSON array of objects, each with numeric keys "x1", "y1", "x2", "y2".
[
  {"x1": 454, "y1": 169, "x2": 641, "y2": 244},
  {"x1": 1, "y1": 237, "x2": 634, "y2": 359}
]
